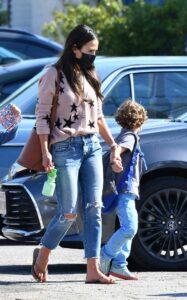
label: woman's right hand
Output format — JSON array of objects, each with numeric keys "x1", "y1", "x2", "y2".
[{"x1": 42, "y1": 152, "x2": 54, "y2": 172}]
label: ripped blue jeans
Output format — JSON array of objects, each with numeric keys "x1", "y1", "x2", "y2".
[{"x1": 41, "y1": 134, "x2": 103, "y2": 258}]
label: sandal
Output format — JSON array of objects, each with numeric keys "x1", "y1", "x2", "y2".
[
  {"x1": 31, "y1": 248, "x2": 40, "y2": 282},
  {"x1": 31, "y1": 248, "x2": 48, "y2": 283}
]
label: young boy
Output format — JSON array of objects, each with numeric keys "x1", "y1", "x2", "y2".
[{"x1": 100, "y1": 100, "x2": 148, "y2": 280}]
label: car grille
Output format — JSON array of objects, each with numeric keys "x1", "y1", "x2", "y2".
[{"x1": 3, "y1": 185, "x2": 41, "y2": 231}]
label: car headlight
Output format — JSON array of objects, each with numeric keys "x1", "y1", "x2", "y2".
[{"x1": 8, "y1": 162, "x2": 26, "y2": 180}]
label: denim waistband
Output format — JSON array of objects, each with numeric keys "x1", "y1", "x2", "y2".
[
  {"x1": 53, "y1": 134, "x2": 97, "y2": 146},
  {"x1": 68, "y1": 134, "x2": 95, "y2": 142}
]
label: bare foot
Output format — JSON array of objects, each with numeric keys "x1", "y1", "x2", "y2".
[
  {"x1": 86, "y1": 270, "x2": 115, "y2": 284},
  {"x1": 86, "y1": 258, "x2": 115, "y2": 284},
  {"x1": 32, "y1": 247, "x2": 50, "y2": 282},
  {"x1": 34, "y1": 261, "x2": 48, "y2": 283}
]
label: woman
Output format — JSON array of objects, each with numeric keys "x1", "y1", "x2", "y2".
[{"x1": 32, "y1": 24, "x2": 122, "y2": 284}]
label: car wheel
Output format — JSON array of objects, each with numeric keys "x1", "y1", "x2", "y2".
[{"x1": 132, "y1": 176, "x2": 187, "y2": 271}]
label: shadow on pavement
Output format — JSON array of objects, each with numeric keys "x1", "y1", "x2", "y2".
[
  {"x1": 0, "y1": 280, "x2": 86, "y2": 285},
  {"x1": 0, "y1": 263, "x2": 86, "y2": 275},
  {"x1": 0, "y1": 237, "x2": 35, "y2": 246},
  {"x1": 149, "y1": 294, "x2": 187, "y2": 298}
]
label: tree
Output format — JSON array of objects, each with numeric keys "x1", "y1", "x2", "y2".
[
  {"x1": 0, "y1": 0, "x2": 8, "y2": 26},
  {"x1": 43, "y1": 0, "x2": 187, "y2": 56},
  {"x1": 0, "y1": 11, "x2": 8, "y2": 26},
  {"x1": 43, "y1": 0, "x2": 127, "y2": 55}
]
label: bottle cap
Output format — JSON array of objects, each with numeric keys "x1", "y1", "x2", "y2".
[{"x1": 48, "y1": 168, "x2": 57, "y2": 177}]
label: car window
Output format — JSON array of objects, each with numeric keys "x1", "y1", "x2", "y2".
[
  {"x1": 103, "y1": 75, "x2": 131, "y2": 116},
  {"x1": 26, "y1": 44, "x2": 60, "y2": 58},
  {"x1": 165, "y1": 72, "x2": 187, "y2": 118},
  {"x1": 11, "y1": 81, "x2": 38, "y2": 115},
  {"x1": 1, "y1": 80, "x2": 27, "y2": 100},
  {"x1": 0, "y1": 41, "x2": 29, "y2": 59},
  {"x1": 0, "y1": 74, "x2": 42, "y2": 115},
  {"x1": 134, "y1": 71, "x2": 187, "y2": 119}
]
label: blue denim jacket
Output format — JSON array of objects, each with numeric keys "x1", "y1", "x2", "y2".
[{"x1": 0, "y1": 125, "x2": 18, "y2": 145}]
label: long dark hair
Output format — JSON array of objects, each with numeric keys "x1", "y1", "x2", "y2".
[{"x1": 55, "y1": 24, "x2": 103, "y2": 100}]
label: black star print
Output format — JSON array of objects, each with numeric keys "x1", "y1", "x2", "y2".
[
  {"x1": 63, "y1": 116, "x2": 75, "y2": 128},
  {"x1": 42, "y1": 115, "x2": 50, "y2": 124},
  {"x1": 59, "y1": 86, "x2": 64, "y2": 93},
  {"x1": 73, "y1": 113, "x2": 79, "y2": 120},
  {"x1": 88, "y1": 120, "x2": 95, "y2": 128},
  {"x1": 70, "y1": 103, "x2": 78, "y2": 112},
  {"x1": 88, "y1": 100, "x2": 94, "y2": 108},
  {"x1": 55, "y1": 118, "x2": 62, "y2": 129},
  {"x1": 60, "y1": 72, "x2": 64, "y2": 84}
]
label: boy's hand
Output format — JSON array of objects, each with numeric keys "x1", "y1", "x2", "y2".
[{"x1": 111, "y1": 160, "x2": 123, "y2": 173}]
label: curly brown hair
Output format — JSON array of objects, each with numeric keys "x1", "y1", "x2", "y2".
[{"x1": 115, "y1": 99, "x2": 148, "y2": 130}]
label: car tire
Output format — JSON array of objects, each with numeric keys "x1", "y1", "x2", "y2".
[{"x1": 131, "y1": 176, "x2": 187, "y2": 271}]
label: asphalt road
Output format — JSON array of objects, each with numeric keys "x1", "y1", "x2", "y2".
[{"x1": 0, "y1": 237, "x2": 186, "y2": 300}]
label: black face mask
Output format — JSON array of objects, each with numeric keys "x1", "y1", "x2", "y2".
[{"x1": 76, "y1": 52, "x2": 96, "y2": 68}]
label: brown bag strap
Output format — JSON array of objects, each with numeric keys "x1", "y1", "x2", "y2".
[{"x1": 49, "y1": 67, "x2": 60, "y2": 132}]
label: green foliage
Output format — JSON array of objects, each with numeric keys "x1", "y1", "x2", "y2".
[
  {"x1": 43, "y1": 0, "x2": 187, "y2": 56},
  {"x1": 0, "y1": 10, "x2": 8, "y2": 26}
]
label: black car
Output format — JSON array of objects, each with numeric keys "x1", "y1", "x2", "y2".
[
  {"x1": 0, "y1": 56, "x2": 187, "y2": 271},
  {"x1": 0, "y1": 28, "x2": 62, "y2": 59},
  {"x1": 0, "y1": 57, "x2": 56, "y2": 102}
]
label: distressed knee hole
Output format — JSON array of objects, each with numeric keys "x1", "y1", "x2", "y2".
[{"x1": 85, "y1": 201, "x2": 102, "y2": 209}]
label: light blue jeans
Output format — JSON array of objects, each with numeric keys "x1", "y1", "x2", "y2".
[
  {"x1": 41, "y1": 134, "x2": 103, "y2": 258},
  {"x1": 101, "y1": 193, "x2": 138, "y2": 269}
]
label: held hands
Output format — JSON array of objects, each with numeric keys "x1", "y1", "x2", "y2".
[
  {"x1": 111, "y1": 160, "x2": 123, "y2": 173},
  {"x1": 110, "y1": 145, "x2": 123, "y2": 173},
  {"x1": 42, "y1": 152, "x2": 54, "y2": 172}
]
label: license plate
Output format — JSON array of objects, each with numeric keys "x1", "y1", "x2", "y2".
[{"x1": 0, "y1": 191, "x2": 6, "y2": 214}]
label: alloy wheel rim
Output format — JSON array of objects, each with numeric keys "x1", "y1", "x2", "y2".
[{"x1": 138, "y1": 188, "x2": 187, "y2": 263}]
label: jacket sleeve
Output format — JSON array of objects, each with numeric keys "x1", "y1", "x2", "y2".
[
  {"x1": 0, "y1": 125, "x2": 18, "y2": 145},
  {"x1": 35, "y1": 66, "x2": 57, "y2": 135}
]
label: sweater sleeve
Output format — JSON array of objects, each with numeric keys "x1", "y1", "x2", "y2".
[
  {"x1": 97, "y1": 98, "x2": 104, "y2": 119},
  {"x1": 35, "y1": 66, "x2": 57, "y2": 135}
]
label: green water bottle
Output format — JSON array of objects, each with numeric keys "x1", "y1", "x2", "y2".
[{"x1": 42, "y1": 168, "x2": 57, "y2": 197}]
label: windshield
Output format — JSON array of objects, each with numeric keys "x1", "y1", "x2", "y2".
[
  {"x1": 0, "y1": 69, "x2": 44, "y2": 116},
  {"x1": 0, "y1": 62, "x2": 107, "y2": 116},
  {"x1": 0, "y1": 46, "x2": 22, "y2": 59}
]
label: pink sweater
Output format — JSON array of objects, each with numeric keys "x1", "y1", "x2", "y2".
[{"x1": 36, "y1": 66, "x2": 103, "y2": 145}]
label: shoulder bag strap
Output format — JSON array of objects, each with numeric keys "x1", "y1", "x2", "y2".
[{"x1": 49, "y1": 67, "x2": 60, "y2": 132}]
